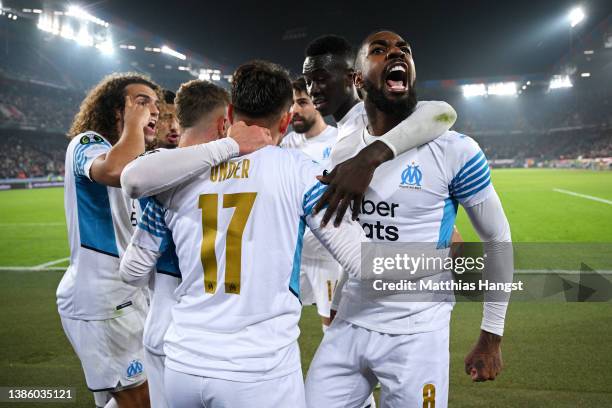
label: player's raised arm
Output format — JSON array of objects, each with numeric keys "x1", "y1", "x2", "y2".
[
  {"x1": 120, "y1": 121, "x2": 273, "y2": 198},
  {"x1": 314, "y1": 100, "x2": 457, "y2": 226},
  {"x1": 90, "y1": 95, "x2": 158, "y2": 187}
]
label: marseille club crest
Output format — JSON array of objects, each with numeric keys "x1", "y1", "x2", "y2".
[{"x1": 399, "y1": 162, "x2": 423, "y2": 190}]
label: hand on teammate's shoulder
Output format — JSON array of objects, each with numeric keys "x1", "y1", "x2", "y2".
[{"x1": 228, "y1": 121, "x2": 275, "y2": 155}]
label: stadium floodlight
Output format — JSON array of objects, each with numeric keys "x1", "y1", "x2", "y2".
[
  {"x1": 487, "y1": 82, "x2": 517, "y2": 96},
  {"x1": 569, "y1": 7, "x2": 585, "y2": 28},
  {"x1": 75, "y1": 26, "x2": 94, "y2": 47},
  {"x1": 199, "y1": 72, "x2": 211, "y2": 80},
  {"x1": 462, "y1": 83, "x2": 486, "y2": 98},
  {"x1": 66, "y1": 5, "x2": 108, "y2": 27},
  {"x1": 96, "y1": 38, "x2": 114, "y2": 55},
  {"x1": 212, "y1": 74, "x2": 221, "y2": 81},
  {"x1": 549, "y1": 75, "x2": 573, "y2": 89},
  {"x1": 580, "y1": 72, "x2": 590, "y2": 77},
  {"x1": 161, "y1": 45, "x2": 186, "y2": 60},
  {"x1": 60, "y1": 23, "x2": 74, "y2": 40},
  {"x1": 583, "y1": 50, "x2": 594, "y2": 55}
]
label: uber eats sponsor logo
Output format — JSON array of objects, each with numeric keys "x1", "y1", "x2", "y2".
[
  {"x1": 126, "y1": 359, "x2": 143, "y2": 378},
  {"x1": 400, "y1": 162, "x2": 422, "y2": 190},
  {"x1": 79, "y1": 134, "x2": 104, "y2": 145},
  {"x1": 353, "y1": 198, "x2": 399, "y2": 241}
]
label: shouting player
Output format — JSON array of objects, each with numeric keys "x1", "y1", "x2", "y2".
[
  {"x1": 119, "y1": 60, "x2": 454, "y2": 408},
  {"x1": 120, "y1": 80, "x2": 231, "y2": 408},
  {"x1": 305, "y1": 30, "x2": 514, "y2": 408},
  {"x1": 59, "y1": 73, "x2": 161, "y2": 408},
  {"x1": 282, "y1": 77, "x2": 340, "y2": 330},
  {"x1": 302, "y1": 35, "x2": 458, "y2": 227}
]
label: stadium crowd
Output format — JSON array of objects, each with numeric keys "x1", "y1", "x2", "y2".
[{"x1": 1, "y1": 76, "x2": 611, "y2": 180}]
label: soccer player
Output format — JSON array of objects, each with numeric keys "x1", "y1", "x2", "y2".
[
  {"x1": 302, "y1": 35, "x2": 458, "y2": 227},
  {"x1": 120, "y1": 80, "x2": 230, "y2": 408},
  {"x1": 305, "y1": 31, "x2": 514, "y2": 408},
  {"x1": 282, "y1": 77, "x2": 340, "y2": 330},
  {"x1": 119, "y1": 60, "x2": 454, "y2": 408},
  {"x1": 59, "y1": 73, "x2": 162, "y2": 408},
  {"x1": 153, "y1": 90, "x2": 181, "y2": 149}
]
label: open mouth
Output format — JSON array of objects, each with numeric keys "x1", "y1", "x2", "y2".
[
  {"x1": 144, "y1": 121, "x2": 156, "y2": 136},
  {"x1": 384, "y1": 63, "x2": 408, "y2": 93},
  {"x1": 166, "y1": 132, "x2": 180, "y2": 143}
]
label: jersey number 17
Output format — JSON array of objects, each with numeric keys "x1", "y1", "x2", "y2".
[{"x1": 198, "y1": 193, "x2": 257, "y2": 295}]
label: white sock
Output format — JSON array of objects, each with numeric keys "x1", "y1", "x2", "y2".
[{"x1": 104, "y1": 398, "x2": 118, "y2": 408}]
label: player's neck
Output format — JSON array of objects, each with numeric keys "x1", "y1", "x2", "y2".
[
  {"x1": 364, "y1": 100, "x2": 407, "y2": 136},
  {"x1": 179, "y1": 128, "x2": 216, "y2": 147},
  {"x1": 332, "y1": 94, "x2": 360, "y2": 123},
  {"x1": 304, "y1": 119, "x2": 327, "y2": 139}
]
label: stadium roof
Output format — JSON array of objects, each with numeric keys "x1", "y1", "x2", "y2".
[{"x1": 4, "y1": 0, "x2": 612, "y2": 80}]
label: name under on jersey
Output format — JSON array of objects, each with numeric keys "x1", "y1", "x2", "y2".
[
  {"x1": 210, "y1": 159, "x2": 250, "y2": 182},
  {"x1": 353, "y1": 198, "x2": 400, "y2": 241}
]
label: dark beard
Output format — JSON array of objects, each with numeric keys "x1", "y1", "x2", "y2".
[
  {"x1": 362, "y1": 78, "x2": 417, "y2": 118},
  {"x1": 292, "y1": 116, "x2": 316, "y2": 134}
]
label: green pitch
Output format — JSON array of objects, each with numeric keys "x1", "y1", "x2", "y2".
[{"x1": 1, "y1": 169, "x2": 611, "y2": 407}]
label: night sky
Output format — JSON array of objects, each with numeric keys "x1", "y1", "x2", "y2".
[{"x1": 9, "y1": 0, "x2": 612, "y2": 79}]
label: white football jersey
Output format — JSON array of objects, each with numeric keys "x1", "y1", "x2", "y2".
[
  {"x1": 281, "y1": 125, "x2": 337, "y2": 167},
  {"x1": 134, "y1": 197, "x2": 181, "y2": 356},
  {"x1": 151, "y1": 146, "x2": 328, "y2": 382},
  {"x1": 331, "y1": 128, "x2": 494, "y2": 334},
  {"x1": 336, "y1": 102, "x2": 367, "y2": 141},
  {"x1": 58, "y1": 132, "x2": 148, "y2": 320}
]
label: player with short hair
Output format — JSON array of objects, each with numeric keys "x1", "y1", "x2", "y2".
[
  {"x1": 59, "y1": 72, "x2": 162, "y2": 408},
  {"x1": 281, "y1": 77, "x2": 340, "y2": 330},
  {"x1": 121, "y1": 79, "x2": 231, "y2": 408},
  {"x1": 152, "y1": 90, "x2": 180, "y2": 149},
  {"x1": 120, "y1": 60, "x2": 455, "y2": 408},
  {"x1": 305, "y1": 30, "x2": 514, "y2": 408},
  {"x1": 302, "y1": 34, "x2": 458, "y2": 227}
]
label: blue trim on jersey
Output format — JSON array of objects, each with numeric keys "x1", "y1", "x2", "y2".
[
  {"x1": 289, "y1": 217, "x2": 307, "y2": 299},
  {"x1": 450, "y1": 151, "x2": 485, "y2": 186},
  {"x1": 139, "y1": 197, "x2": 181, "y2": 278},
  {"x1": 451, "y1": 167, "x2": 491, "y2": 196},
  {"x1": 453, "y1": 176, "x2": 491, "y2": 200},
  {"x1": 303, "y1": 182, "x2": 327, "y2": 216},
  {"x1": 75, "y1": 176, "x2": 118, "y2": 257},
  {"x1": 437, "y1": 198, "x2": 458, "y2": 249},
  {"x1": 72, "y1": 135, "x2": 111, "y2": 177}
]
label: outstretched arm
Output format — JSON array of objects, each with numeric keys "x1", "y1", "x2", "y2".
[{"x1": 314, "y1": 101, "x2": 457, "y2": 226}]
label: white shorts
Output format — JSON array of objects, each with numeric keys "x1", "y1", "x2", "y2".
[
  {"x1": 60, "y1": 306, "x2": 147, "y2": 392},
  {"x1": 305, "y1": 318, "x2": 449, "y2": 408},
  {"x1": 164, "y1": 366, "x2": 306, "y2": 408},
  {"x1": 300, "y1": 256, "x2": 341, "y2": 318},
  {"x1": 144, "y1": 349, "x2": 168, "y2": 408}
]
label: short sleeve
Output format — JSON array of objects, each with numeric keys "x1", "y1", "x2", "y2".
[
  {"x1": 446, "y1": 133, "x2": 493, "y2": 208},
  {"x1": 73, "y1": 132, "x2": 111, "y2": 180}
]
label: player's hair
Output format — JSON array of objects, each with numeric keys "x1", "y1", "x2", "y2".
[
  {"x1": 69, "y1": 73, "x2": 159, "y2": 143},
  {"x1": 162, "y1": 89, "x2": 176, "y2": 105},
  {"x1": 305, "y1": 34, "x2": 355, "y2": 64},
  {"x1": 231, "y1": 60, "x2": 292, "y2": 120},
  {"x1": 292, "y1": 77, "x2": 307, "y2": 94},
  {"x1": 175, "y1": 80, "x2": 229, "y2": 129}
]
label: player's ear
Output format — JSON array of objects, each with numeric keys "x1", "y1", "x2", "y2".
[
  {"x1": 227, "y1": 104, "x2": 235, "y2": 124},
  {"x1": 354, "y1": 70, "x2": 364, "y2": 91},
  {"x1": 217, "y1": 115, "x2": 226, "y2": 137},
  {"x1": 278, "y1": 111, "x2": 292, "y2": 135},
  {"x1": 345, "y1": 68, "x2": 355, "y2": 87}
]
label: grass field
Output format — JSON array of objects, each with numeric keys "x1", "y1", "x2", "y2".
[{"x1": 1, "y1": 169, "x2": 612, "y2": 407}]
